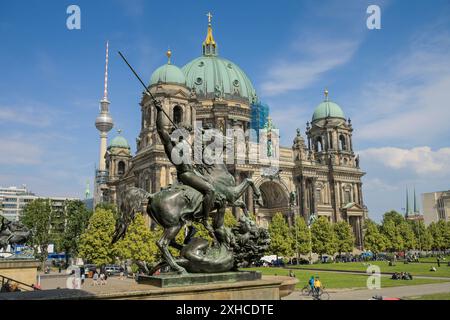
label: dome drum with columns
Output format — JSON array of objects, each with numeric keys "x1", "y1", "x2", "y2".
[{"x1": 99, "y1": 14, "x2": 368, "y2": 249}]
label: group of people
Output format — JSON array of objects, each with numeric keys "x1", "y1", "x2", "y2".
[
  {"x1": 391, "y1": 272, "x2": 413, "y2": 280},
  {"x1": 308, "y1": 276, "x2": 322, "y2": 296},
  {"x1": 91, "y1": 271, "x2": 108, "y2": 286}
]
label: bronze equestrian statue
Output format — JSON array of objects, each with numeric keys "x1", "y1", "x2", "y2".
[{"x1": 0, "y1": 215, "x2": 31, "y2": 253}]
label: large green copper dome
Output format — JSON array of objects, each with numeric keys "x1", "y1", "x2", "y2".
[
  {"x1": 312, "y1": 90, "x2": 345, "y2": 122},
  {"x1": 109, "y1": 134, "x2": 130, "y2": 149},
  {"x1": 182, "y1": 56, "x2": 257, "y2": 103},
  {"x1": 180, "y1": 17, "x2": 257, "y2": 104},
  {"x1": 150, "y1": 63, "x2": 186, "y2": 86}
]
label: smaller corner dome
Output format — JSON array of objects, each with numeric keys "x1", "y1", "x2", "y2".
[
  {"x1": 312, "y1": 100, "x2": 345, "y2": 122},
  {"x1": 109, "y1": 135, "x2": 130, "y2": 149},
  {"x1": 150, "y1": 63, "x2": 186, "y2": 86}
]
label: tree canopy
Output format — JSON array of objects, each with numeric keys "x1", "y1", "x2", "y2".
[
  {"x1": 267, "y1": 213, "x2": 294, "y2": 258},
  {"x1": 78, "y1": 208, "x2": 116, "y2": 266},
  {"x1": 311, "y1": 216, "x2": 336, "y2": 256}
]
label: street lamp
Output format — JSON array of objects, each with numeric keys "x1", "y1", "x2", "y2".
[{"x1": 308, "y1": 213, "x2": 317, "y2": 265}]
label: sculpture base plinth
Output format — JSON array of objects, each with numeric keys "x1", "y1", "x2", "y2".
[
  {"x1": 137, "y1": 271, "x2": 261, "y2": 288},
  {"x1": 0, "y1": 259, "x2": 40, "y2": 289}
]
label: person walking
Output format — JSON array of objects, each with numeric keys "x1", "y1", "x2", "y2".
[
  {"x1": 437, "y1": 257, "x2": 441, "y2": 267},
  {"x1": 92, "y1": 272, "x2": 99, "y2": 285}
]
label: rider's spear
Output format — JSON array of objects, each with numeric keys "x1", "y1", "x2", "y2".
[{"x1": 118, "y1": 51, "x2": 180, "y2": 131}]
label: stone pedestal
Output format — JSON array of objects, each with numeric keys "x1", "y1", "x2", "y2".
[
  {"x1": 137, "y1": 271, "x2": 261, "y2": 288},
  {"x1": 0, "y1": 259, "x2": 40, "y2": 289},
  {"x1": 0, "y1": 275, "x2": 298, "y2": 300}
]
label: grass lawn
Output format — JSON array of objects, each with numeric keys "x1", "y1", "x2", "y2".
[
  {"x1": 245, "y1": 267, "x2": 445, "y2": 290},
  {"x1": 417, "y1": 255, "x2": 450, "y2": 263},
  {"x1": 289, "y1": 261, "x2": 450, "y2": 278},
  {"x1": 405, "y1": 292, "x2": 450, "y2": 300}
]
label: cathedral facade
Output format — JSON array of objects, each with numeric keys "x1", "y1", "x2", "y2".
[{"x1": 101, "y1": 16, "x2": 368, "y2": 248}]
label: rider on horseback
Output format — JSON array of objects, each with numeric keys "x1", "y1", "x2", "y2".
[{"x1": 155, "y1": 102, "x2": 216, "y2": 226}]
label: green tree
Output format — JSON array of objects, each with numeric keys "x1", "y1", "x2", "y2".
[
  {"x1": 382, "y1": 210, "x2": 404, "y2": 225},
  {"x1": 95, "y1": 202, "x2": 119, "y2": 219},
  {"x1": 21, "y1": 199, "x2": 53, "y2": 270},
  {"x1": 444, "y1": 221, "x2": 450, "y2": 250},
  {"x1": 399, "y1": 221, "x2": 416, "y2": 250},
  {"x1": 114, "y1": 213, "x2": 160, "y2": 264},
  {"x1": 381, "y1": 219, "x2": 404, "y2": 252},
  {"x1": 363, "y1": 220, "x2": 388, "y2": 254},
  {"x1": 58, "y1": 200, "x2": 92, "y2": 265},
  {"x1": 224, "y1": 210, "x2": 238, "y2": 228},
  {"x1": 290, "y1": 216, "x2": 311, "y2": 258},
  {"x1": 333, "y1": 221, "x2": 355, "y2": 255},
  {"x1": 311, "y1": 216, "x2": 336, "y2": 257},
  {"x1": 267, "y1": 213, "x2": 294, "y2": 259},
  {"x1": 78, "y1": 208, "x2": 115, "y2": 266},
  {"x1": 428, "y1": 222, "x2": 446, "y2": 252}
]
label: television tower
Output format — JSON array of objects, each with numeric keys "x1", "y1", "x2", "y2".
[{"x1": 94, "y1": 41, "x2": 113, "y2": 207}]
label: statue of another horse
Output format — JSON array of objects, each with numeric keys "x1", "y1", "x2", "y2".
[{"x1": 0, "y1": 216, "x2": 31, "y2": 252}]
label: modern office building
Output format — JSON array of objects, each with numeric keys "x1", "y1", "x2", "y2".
[
  {"x1": 0, "y1": 185, "x2": 78, "y2": 221},
  {"x1": 422, "y1": 190, "x2": 450, "y2": 225}
]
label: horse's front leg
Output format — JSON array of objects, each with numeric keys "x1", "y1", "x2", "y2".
[
  {"x1": 156, "y1": 225, "x2": 187, "y2": 274},
  {"x1": 232, "y1": 178, "x2": 263, "y2": 207}
]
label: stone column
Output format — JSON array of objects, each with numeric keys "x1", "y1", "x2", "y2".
[
  {"x1": 232, "y1": 170, "x2": 239, "y2": 219},
  {"x1": 301, "y1": 178, "x2": 307, "y2": 219},
  {"x1": 247, "y1": 172, "x2": 254, "y2": 215},
  {"x1": 153, "y1": 165, "x2": 161, "y2": 192}
]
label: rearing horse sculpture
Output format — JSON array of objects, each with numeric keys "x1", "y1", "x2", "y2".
[{"x1": 112, "y1": 161, "x2": 263, "y2": 274}]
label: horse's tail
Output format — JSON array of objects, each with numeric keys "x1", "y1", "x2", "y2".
[{"x1": 112, "y1": 186, "x2": 152, "y2": 244}]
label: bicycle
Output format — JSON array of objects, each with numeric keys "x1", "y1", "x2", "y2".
[{"x1": 301, "y1": 285, "x2": 330, "y2": 300}]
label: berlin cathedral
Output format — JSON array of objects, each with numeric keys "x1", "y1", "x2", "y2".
[{"x1": 94, "y1": 14, "x2": 368, "y2": 248}]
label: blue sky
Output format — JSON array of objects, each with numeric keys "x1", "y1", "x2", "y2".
[{"x1": 1, "y1": 0, "x2": 449, "y2": 222}]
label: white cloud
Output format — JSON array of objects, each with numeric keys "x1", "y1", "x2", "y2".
[
  {"x1": 0, "y1": 106, "x2": 51, "y2": 127},
  {"x1": 261, "y1": 38, "x2": 359, "y2": 96},
  {"x1": 354, "y1": 28, "x2": 450, "y2": 143},
  {"x1": 359, "y1": 146, "x2": 450, "y2": 175},
  {"x1": 0, "y1": 139, "x2": 43, "y2": 165},
  {"x1": 363, "y1": 177, "x2": 399, "y2": 192}
]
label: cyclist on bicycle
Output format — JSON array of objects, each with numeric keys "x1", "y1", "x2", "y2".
[
  {"x1": 308, "y1": 276, "x2": 314, "y2": 292},
  {"x1": 314, "y1": 276, "x2": 322, "y2": 296}
]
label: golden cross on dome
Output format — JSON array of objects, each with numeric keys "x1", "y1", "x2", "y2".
[{"x1": 206, "y1": 12, "x2": 213, "y2": 24}]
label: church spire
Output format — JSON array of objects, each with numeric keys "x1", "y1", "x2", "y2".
[
  {"x1": 413, "y1": 187, "x2": 418, "y2": 213},
  {"x1": 202, "y1": 12, "x2": 217, "y2": 56}
]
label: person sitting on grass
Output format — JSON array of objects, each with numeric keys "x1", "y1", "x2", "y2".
[{"x1": 430, "y1": 266, "x2": 437, "y2": 272}]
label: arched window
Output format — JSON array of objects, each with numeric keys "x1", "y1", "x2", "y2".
[
  {"x1": 118, "y1": 161, "x2": 125, "y2": 176},
  {"x1": 339, "y1": 134, "x2": 346, "y2": 150},
  {"x1": 316, "y1": 137, "x2": 323, "y2": 152},
  {"x1": 173, "y1": 105, "x2": 183, "y2": 125}
]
